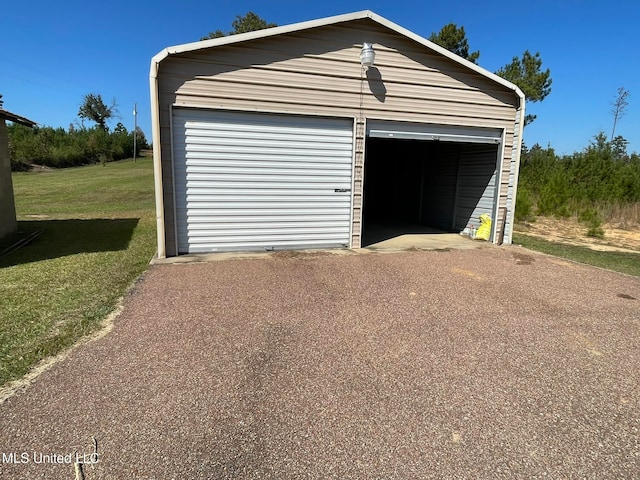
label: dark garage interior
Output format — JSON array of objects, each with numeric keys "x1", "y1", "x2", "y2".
[{"x1": 362, "y1": 137, "x2": 498, "y2": 247}]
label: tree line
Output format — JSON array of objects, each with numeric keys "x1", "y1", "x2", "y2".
[
  {"x1": 8, "y1": 93, "x2": 148, "y2": 170},
  {"x1": 517, "y1": 134, "x2": 640, "y2": 236},
  {"x1": 8, "y1": 122, "x2": 148, "y2": 170}
]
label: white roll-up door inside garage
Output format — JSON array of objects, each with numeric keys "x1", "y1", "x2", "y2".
[{"x1": 172, "y1": 109, "x2": 354, "y2": 253}]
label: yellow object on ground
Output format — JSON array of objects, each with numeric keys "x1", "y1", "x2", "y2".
[{"x1": 475, "y1": 214, "x2": 492, "y2": 240}]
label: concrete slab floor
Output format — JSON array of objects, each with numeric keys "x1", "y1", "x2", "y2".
[
  {"x1": 151, "y1": 226, "x2": 489, "y2": 265},
  {"x1": 362, "y1": 223, "x2": 488, "y2": 252},
  {"x1": 364, "y1": 232, "x2": 487, "y2": 251}
]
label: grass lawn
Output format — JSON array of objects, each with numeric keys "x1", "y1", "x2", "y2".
[
  {"x1": 0, "y1": 158, "x2": 156, "y2": 387},
  {"x1": 512, "y1": 233, "x2": 640, "y2": 278}
]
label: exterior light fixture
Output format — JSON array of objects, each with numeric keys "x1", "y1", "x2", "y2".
[{"x1": 360, "y1": 43, "x2": 375, "y2": 68}]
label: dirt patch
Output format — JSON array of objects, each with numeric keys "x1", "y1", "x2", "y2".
[
  {"x1": 26, "y1": 163, "x2": 54, "y2": 172},
  {"x1": 515, "y1": 216, "x2": 640, "y2": 253}
]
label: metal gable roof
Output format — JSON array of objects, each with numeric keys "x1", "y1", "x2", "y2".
[
  {"x1": 150, "y1": 10, "x2": 524, "y2": 104},
  {"x1": 0, "y1": 109, "x2": 36, "y2": 128}
]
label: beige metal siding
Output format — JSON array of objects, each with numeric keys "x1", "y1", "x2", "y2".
[{"x1": 156, "y1": 18, "x2": 519, "y2": 254}]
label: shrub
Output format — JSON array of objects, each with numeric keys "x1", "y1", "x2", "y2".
[
  {"x1": 586, "y1": 224, "x2": 605, "y2": 239},
  {"x1": 536, "y1": 170, "x2": 571, "y2": 217},
  {"x1": 48, "y1": 145, "x2": 87, "y2": 168},
  {"x1": 579, "y1": 207, "x2": 605, "y2": 239},
  {"x1": 515, "y1": 184, "x2": 534, "y2": 221}
]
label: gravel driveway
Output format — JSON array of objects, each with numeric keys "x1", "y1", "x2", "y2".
[{"x1": 0, "y1": 246, "x2": 638, "y2": 479}]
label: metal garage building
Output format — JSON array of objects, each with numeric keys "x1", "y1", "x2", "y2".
[{"x1": 150, "y1": 10, "x2": 525, "y2": 257}]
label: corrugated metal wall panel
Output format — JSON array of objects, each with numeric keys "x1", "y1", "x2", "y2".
[
  {"x1": 167, "y1": 63, "x2": 515, "y2": 108},
  {"x1": 171, "y1": 98, "x2": 512, "y2": 130},
  {"x1": 176, "y1": 81, "x2": 515, "y2": 122},
  {"x1": 173, "y1": 109, "x2": 353, "y2": 253}
]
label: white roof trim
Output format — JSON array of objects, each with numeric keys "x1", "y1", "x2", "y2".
[{"x1": 150, "y1": 10, "x2": 524, "y2": 103}]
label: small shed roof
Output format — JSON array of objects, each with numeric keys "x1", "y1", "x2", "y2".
[
  {"x1": 0, "y1": 109, "x2": 37, "y2": 128},
  {"x1": 151, "y1": 10, "x2": 524, "y2": 105}
]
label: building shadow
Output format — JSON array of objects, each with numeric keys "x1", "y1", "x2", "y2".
[
  {"x1": 366, "y1": 67, "x2": 387, "y2": 102},
  {"x1": 0, "y1": 218, "x2": 140, "y2": 267}
]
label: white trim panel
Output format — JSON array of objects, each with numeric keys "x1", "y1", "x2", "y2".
[{"x1": 367, "y1": 120, "x2": 503, "y2": 144}]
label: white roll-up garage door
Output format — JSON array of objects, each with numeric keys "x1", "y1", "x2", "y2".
[{"x1": 172, "y1": 109, "x2": 354, "y2": 253}]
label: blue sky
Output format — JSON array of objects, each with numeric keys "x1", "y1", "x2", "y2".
[{"x1": 2, "y1": 0, "x2": 639, "y2": 155}]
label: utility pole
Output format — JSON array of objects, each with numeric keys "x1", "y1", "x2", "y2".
[{"x1": 133, "y1": 102, "x2": 137, "y2": 162}]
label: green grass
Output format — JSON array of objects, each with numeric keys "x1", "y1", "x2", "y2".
[
  {"x1": 0, "y1": 158, "x2": 156, "y2": 386},
  {"x1": 513, "y1": 233, "x2": 640, "y2": 277}
]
